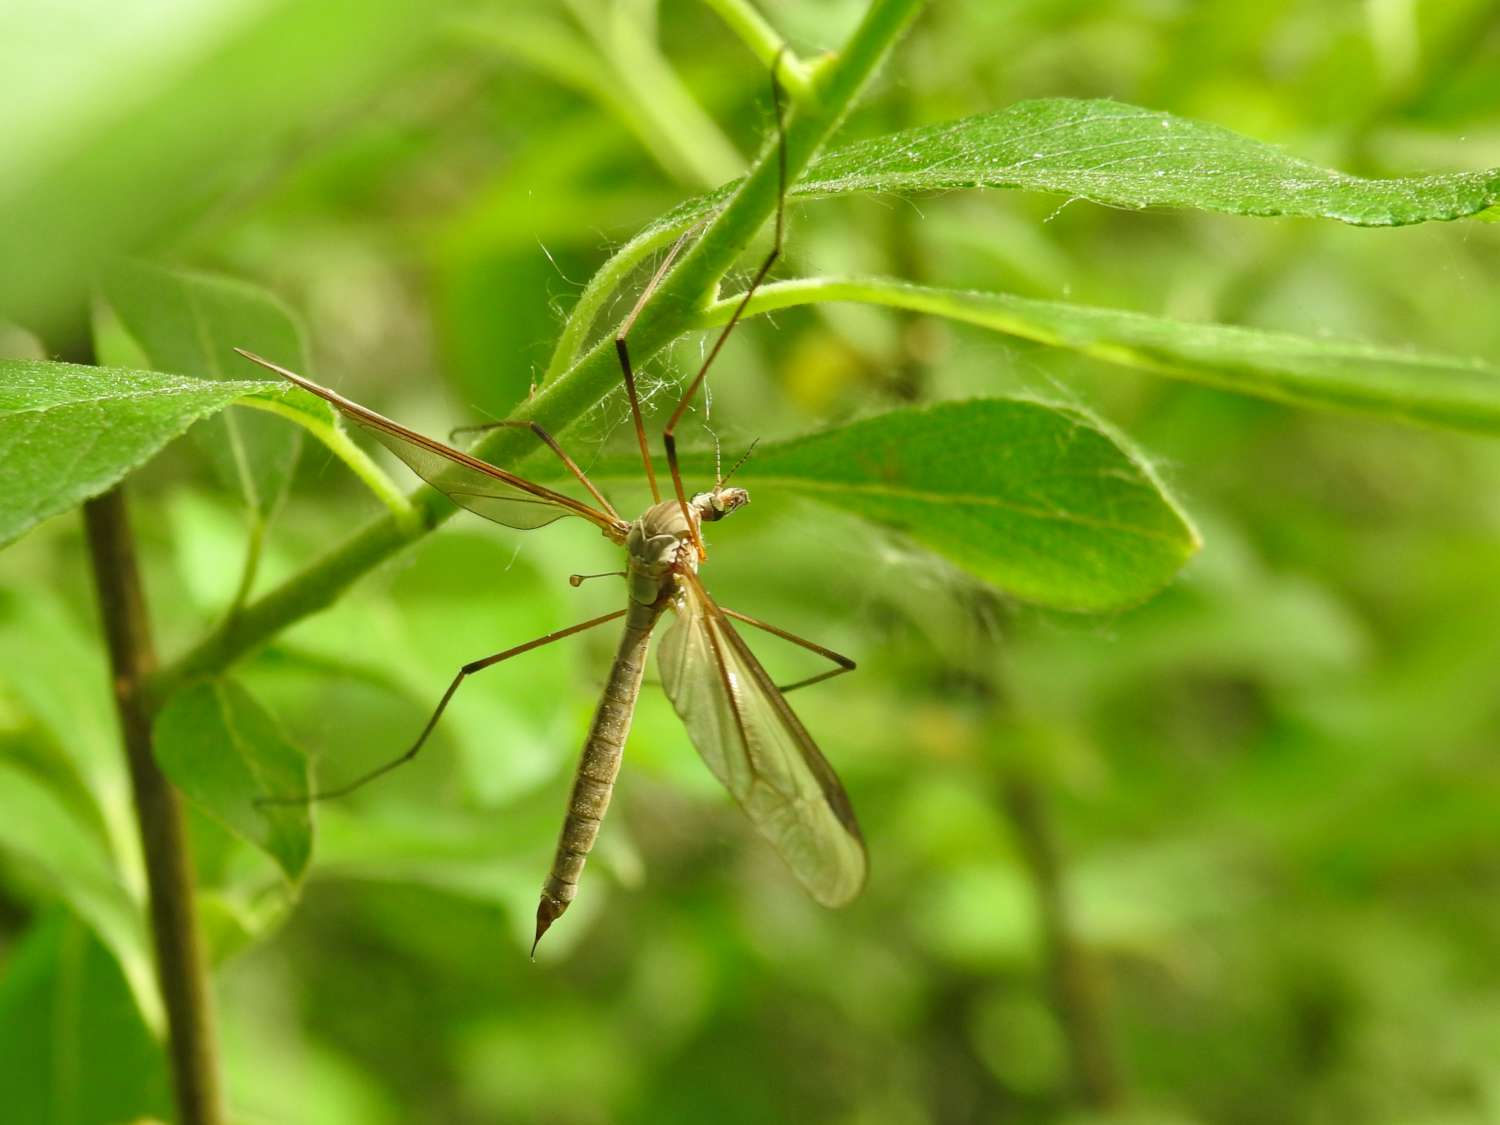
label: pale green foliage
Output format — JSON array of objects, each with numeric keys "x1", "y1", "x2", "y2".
[
  {"x1": 0, "y1": 912, "x2": 170, "y2": 1122},
  {"x1": 0, "y1": 361, "x2": 278, "y2": 546},
  {"x1": 741, "y1": 398, "x2": 1198, "y2": 610},
  {"x1": 99, "y1": 260, "x2": 309, "y2": 518},
  {"x1": 154, "y1": 679, "x2": 313, "y2": 883}
]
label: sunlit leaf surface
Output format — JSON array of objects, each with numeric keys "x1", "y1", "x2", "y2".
[
  {"x1": 796, "y1": 99, "x2": 1500, "y2": 226},
  {"x1": 740, "y1": 398, "x2": 1199, "y2": 611},
  {"x1": 0, "y1": 360, "x2": 278, "y2": 547},
  {"x1": 652, "y1": 97, "x2": 1500, "y2": 236}
]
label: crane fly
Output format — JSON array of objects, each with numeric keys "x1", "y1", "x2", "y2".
[{"x1": 235, "y1": 62, "x2": 866, "y2": 953}]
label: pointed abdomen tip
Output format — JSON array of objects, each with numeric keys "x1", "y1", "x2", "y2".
[{"x1": 531, "y1": 895, "x2": 568, "y2": 958}]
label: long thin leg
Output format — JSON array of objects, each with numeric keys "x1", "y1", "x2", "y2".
[
  {"x1": 447, "y1": 418, "x2": 621, "y2": 522},
  {"x1": 259, "y1": 610, "x2": 626, "y2": 805},
  {"x1": 664, "y1": 57, "x2": 789, "y2": 559},
  {"x1": 721, "y1": 607, "x2": 855, "y2": 694},
  {"x1": 613, "y1": 221, "x2": 704, "y2": 502}
]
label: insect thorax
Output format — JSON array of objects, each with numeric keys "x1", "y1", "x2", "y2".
[{"x1": 624, "y1": 489, "x2": 749, "y2": 606}]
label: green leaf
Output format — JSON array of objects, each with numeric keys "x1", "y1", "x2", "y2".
[
  {"x1": 153, "y1": 678, "x2": 313, "y2": 883},
  {"x1": 655, "y1": 98, "x2": 1500, "y2": 234},
  {"x1": 0, "y1": 359, "x2": 279, "y2": 548},
  {"x1": 230, "y1": 377, "x2": 419, "y2": 529},
  {"x1": 98, "y1": 259, "x2": 308, "y2": 518},
  {"x1": 723, "y1": 278, "x2": 1500, "y2": 436},
  {"x1": 800, "y1": 99, "x2": 1500, "y2": 226},
  {"x1": 0, "y1": 588, "x2": 121, "y2": 813},
  {"x1": 739, "y1": 398, "x2": 1199, "y2": 611},
  {"x1": 0, "y1": 762, "x2": 156, "y2": 1030},
  {"x1": 0, "y1": 910, "x2": 172, "y2": 1125}
]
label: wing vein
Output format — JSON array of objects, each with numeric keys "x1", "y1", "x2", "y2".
[{"x1": 659, "y1": 569, "x2": 866, "y2": 906}]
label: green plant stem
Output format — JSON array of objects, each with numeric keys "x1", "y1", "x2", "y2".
[
  {"x1": 512, "y1": 0, "x2": 921, "y2": 422},
  {"x1": 221, "y1": 514, "x2": 265, "y2": 625},
  {"x1": 83, "y1": 487, "x2": 225, "y2": 1125},
  {"x1": 696, "y1": 274, "x2": 952, "y2": 326},
  {"x1": 147, "y1": 0, "x2": 924, "y2": 702},
  {"x1": 237, "y1": 396, "x2": 420, "y2": 532},
  {"x1": 581, "y1": 0, "x2": 744, "y2": 186},
  {"x1": 544, "y1": 0, "x2": 923, "y2": 381},
  {"x1": 147, "y1": 489, "x2": 449, "y2": 709},
  {"x1": 460, "y1": 6, "x2": 740, "y2": 190},
  {"x1": 701, "y1": 0, "x2": 815, "y2": 101},
  {"x1": 541, "y1": 219, "x2": 690, "y2": 384}
]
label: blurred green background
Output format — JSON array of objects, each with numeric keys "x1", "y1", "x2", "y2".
[{"x1": 4, "y1": 1, "x2": 1500, "y2": 1122}]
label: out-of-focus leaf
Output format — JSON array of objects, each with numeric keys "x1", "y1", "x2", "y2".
[
  {"x1": 0, "y1": 763, "x2": 155, "y2": 1030},
  {"x1": 0, "y1": 910, "x2": 171, "y2": 1125},
  {"x1": 0, "y1": 588, "x2": 121, "y2": 813},
  {"x1": 173, "y1": 796, "x2": 302, "y2": 965},
  {"x1": 652, "y1": 98, "x2": 1500, "y2": 235},
  {"x1": 222, "y1": 1029, "x2": 400, "y2": 1125},
  {"x1": 730, "y1": 279, "x2": 1500, "y2": 436},
  {"x1": 154, "y1": 678, "x2": 312, "y2": 883},
  {"x1": 98, "y1": 260, "x2": 308, "y2": 517},
  {"x1": 740, "y1": 398, "x2": 1199, "y2": 611},
  {"x1": 198, "y1": 884, "x2": 299, "y2": 965},
  {"x1": 0, "y1": 0, "x2": 461, "y2": 332},
  {"x1": 166, "y1": 491, "x2": 285, "y2": 616},
  {"x1": 0, "y1": 360, "x2": 279, "y2": 547},
  {"x1": 969, "y1": 990, "x2": 1067, "y2": 1095}
]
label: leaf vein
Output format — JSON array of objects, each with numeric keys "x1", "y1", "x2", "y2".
[{"x1": 749, "y1": 475, "x2": 1185, "y2": 544}]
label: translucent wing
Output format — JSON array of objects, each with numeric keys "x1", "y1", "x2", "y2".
[
  {"x1": 235, "y1": 349, "x2": 620, "y2": 534},
  {"x1": 659, "y1": 569, "x2": 866, "y2": 907},
  {"x1": 359, "y1": 427, "x2": 580, "y2": 531}
]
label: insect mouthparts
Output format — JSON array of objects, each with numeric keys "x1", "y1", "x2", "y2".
[{"x1": 699, "y1": 486, "x2": 750, "y2": 522}]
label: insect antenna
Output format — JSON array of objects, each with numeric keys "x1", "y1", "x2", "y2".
[{"x1": 720, "y1": 438, "x2": 761, "y2": 487}]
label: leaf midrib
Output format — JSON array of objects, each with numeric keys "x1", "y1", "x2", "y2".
[
  {"x1": 745, "y1": 473, "x2": 1189, "y2": 544},
  {"x1": 0, "y1": 383, "x2": 258, "y2": 418}
]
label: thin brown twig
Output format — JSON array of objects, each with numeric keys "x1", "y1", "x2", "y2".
[{"x1": 83, "y1": 486, "x2": 225, "y2": 1125}]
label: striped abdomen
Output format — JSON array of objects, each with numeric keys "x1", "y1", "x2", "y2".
[{"x1": 534, "y1": 596, "x2": 666, "y2": 950}]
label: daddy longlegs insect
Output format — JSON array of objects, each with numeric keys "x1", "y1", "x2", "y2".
[{"x1": 238, "y1": 60, "x2": 865, "y2": 954}]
